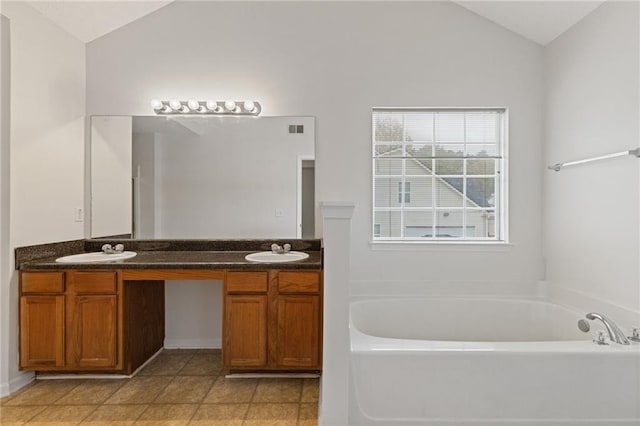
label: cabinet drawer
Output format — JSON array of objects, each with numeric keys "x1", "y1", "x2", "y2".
[
  {"x1": 21, "y1": 272, "x2": 65, "y2": 293},
  {"x1": 278, "y1": 271, "x2": 320, "y2": 294},
  {"x1": 70, "y1": 271, "x2": 117, "y2": 293},
  {"x1": 226, "y1": 271, "x2": 268, "y2": 293}
]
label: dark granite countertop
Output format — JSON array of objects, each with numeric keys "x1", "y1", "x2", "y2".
[
  {"x1": 20, "y1": 250, "x2": 322, "y2": 270},
  {"x1": 16, "y1": 239, "x2": 323, "y2": 271}
]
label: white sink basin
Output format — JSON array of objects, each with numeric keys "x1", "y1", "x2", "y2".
[
  {"x1": 245, "y1": 251, "x2": 309, "y2": 263},
  {"x1": 55, "y1": 251, "x2": 137, "y2": 263}
]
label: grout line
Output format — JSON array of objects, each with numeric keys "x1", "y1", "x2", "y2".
[{"x1": 79, "y1": 403, "x2": 104, "y2": 424}]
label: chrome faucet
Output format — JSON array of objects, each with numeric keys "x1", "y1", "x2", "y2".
[
  {"x1": 584, "y1": 312, "x2": 630, "y2": 345},
  {"x1": 101, "y1": 243, "x2": 125, "y2": 254},
  {"x1": 270, "y1": 243, "x2": 291, "y2": 254}
]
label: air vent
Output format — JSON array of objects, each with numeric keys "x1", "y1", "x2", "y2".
[{"x1": 288, "y1": 125, "x2": 304, "y2": 134}]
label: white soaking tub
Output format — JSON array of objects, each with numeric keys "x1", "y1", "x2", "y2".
[{"x1": 349, "y1": 298, "x2": 640, "y2": 425}]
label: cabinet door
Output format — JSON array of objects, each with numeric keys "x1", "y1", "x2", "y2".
[
  {"x1": 19, "y1": 296, "x2": 65, "y2": 368},
  {"x1": 67, "y1": 294, "x2": 117, "y2": 368},
  {"x1": 224, "y1": 295, "x2": 267, "y2": 368},
  {"x1": 276, "y1": 295, "x2": 320, "y2": 368},
  {"x1": 66, "y1": 271, "x2": 119, "y2": 369}
]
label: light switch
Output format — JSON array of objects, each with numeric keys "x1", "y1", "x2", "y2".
[
  {"x1": 75, "y1": 207, "x2": 84, "y2": 222},
  {"x1": 275, "y1": 208, "x2": 284, "y2": 217}
]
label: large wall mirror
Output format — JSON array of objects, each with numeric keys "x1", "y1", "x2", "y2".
[{"x1": 91, "y1": 115, "x2": 315, "y2": 239}]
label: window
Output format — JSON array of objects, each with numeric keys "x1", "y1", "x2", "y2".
[
  {"x1": 372, "y1": 108, "x2": 507, "y2": 241},
  {"x1": 398, "y1": 182, "x2": 411, "y2": 204}
]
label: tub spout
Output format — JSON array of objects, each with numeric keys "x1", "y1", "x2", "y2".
[{"x1": 585, "y1": 312, "x2": 630, "y2": 345}]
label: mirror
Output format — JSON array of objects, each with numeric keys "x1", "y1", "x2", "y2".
[{"x1": 91, "y1": 115, "x2": 315, "y2": 239}]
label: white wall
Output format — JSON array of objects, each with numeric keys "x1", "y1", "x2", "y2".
[
  {"x1": 132, "y1": 131, "x2": 155, "y2": 238},
  {"x1": 0, "y1": 1, "x2": 85, "y2": 396},
  {"x1": 543, "y1": 1, "x2": 640, "y2": 323},
  {"x1": 0, "y1": 12, "x2": 13, "y2": 398},
  {"x1": 86, "y1": 1, "x2": 544, "y2": 292}
]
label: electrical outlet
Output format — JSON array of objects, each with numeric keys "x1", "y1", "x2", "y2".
[{"x1": 75, "y1": 207, "x2": 84, "y2": 222}]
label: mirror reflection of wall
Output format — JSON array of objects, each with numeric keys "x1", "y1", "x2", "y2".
[
  {"x1": 91, "y1": 116, "x2": 315, "y2": 239},
  {"x1": 90, "y1": 116, "x2": 133, "y2": 238}
]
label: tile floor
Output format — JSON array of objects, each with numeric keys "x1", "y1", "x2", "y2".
[{"x1": 0, "y1": 349, "x2": 319, "y2": 425}]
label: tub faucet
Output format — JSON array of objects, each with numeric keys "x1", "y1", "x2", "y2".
[{"x1": 585, "y1": 312, "x2": 630, "y2": 345}]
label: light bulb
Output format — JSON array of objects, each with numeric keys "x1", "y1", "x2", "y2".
[
  {"x1": 187, "y1": 100, "x2": 200, "y2": 111},
  {"x1": 243, "y1": 101, "x2": 256, "y2": 112},
  {"x1": 206, "y1": 100, "x2": 219, "y2": 112},
  {"x1": 225, "y1": 100, "x2": 237, "y2": 111},
  {"x1": 169, "y1": 99, "x2": 182, "y2": 111},
  {"x1": 151, "y1": 99, "x2": 164, "y2": 111}
]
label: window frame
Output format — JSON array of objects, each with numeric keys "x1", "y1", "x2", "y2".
[{"x1": 371, "y1": 107, "x2": 509, "y2": 244}]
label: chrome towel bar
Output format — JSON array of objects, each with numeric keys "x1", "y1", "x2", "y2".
[{"x1": 548, "y1": 148, "x2": 640, "y2": 172}]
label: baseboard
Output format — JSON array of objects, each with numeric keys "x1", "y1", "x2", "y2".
[
  {"x1": 539, "y1": 280, "x2": 640, "y2": 328},
  {"x1": 35, "y1": 348, "x2": 164, "y2": 381},
  {"x1": 0, "y1": 371, "x2": 35, "y2": 397},
  {"x1": 164, "y1": 338, "x2": 221, "y2": 349}
]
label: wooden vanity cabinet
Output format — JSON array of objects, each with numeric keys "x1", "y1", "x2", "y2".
[
  {"x1": 19, "y1": 271, "x2": 121, "y2": 371},
  {"x1": 19, "y1": 270, "x2": 164, "y2": 374},
  {"x1": 65, "y1": 271, "x2": 119, "y2": 369},
  {"x1": 223, "y1": 272, "x2": 268, "y2": 368},
  {"x1": 276, "y1": 272, "x2": 320, "y2": 368},
  {"x1": 19, "y1": 272, "x2": 65, "y2": 368},
  {"x1": 223, "y1": 270, "x2": 322, "y2": 372}
]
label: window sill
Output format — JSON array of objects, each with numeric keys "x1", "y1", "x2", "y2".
[{"x1": 369, "y1": 240, "x2": 514, "y2": 252}]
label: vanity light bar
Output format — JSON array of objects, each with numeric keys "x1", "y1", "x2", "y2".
[{"x1": 151, "y1": 99, "x2": 262, "y2": 116}]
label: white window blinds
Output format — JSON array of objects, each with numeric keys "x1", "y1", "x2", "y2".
[{"x1": 372, "y1": 108, "x2": 506, "y2": 241}]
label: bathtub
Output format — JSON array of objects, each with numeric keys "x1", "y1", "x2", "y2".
[{"x1": 349, "y1": 298, "x2": 640, "y2": 425}]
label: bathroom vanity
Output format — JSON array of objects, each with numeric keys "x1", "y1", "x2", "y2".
[{"x1": 16, "y1": 240, "x2": 322, "y2": 375}]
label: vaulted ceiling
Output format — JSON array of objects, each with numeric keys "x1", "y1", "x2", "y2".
[{"x1": 24, "y1": 0, "x2": 607, "y2": 45}]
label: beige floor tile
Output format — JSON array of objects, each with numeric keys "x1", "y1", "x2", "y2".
[
  {"x1": 0, "y1": 405, "x2": 47, "y2": 422},
  {"x1": 139, "y1": 354, "x2": 193, "y2": 376},
  {"x1": 83, "y1": 404, "x2": 147, "y2": 422},
  {"x1": 190, "y1": 403, "x2": 248, "y2": 425},
  {"x1": 178, "y1": 354, "x2": 222, "y2": 376},
  {"x1": 6, "y1": 380, "x2": 82, "y2": 406},
  {"x1": 0, "y1": 393, "x2": 15, "y2": 405},
  {"x1": 154, "y1": 376, "x2": 215, "y2": 404},
  {"x1": 196, "y1": 349, "x2": 222, "y2": 355},
  {"x1": 56, "y1": 379, "x2": 126, "y2": 405},
  {"x1": 161, "y1": 349, "x2": 196, "y2": 355},
  {"x1": 104, "y1": 376, "x2": 173, "y2": 404},
  {"x1": 252, "y1": 380, "x2": 302, "y2": 403},
  {"x1": 202, "y1": 377, "x2": 257, "y2": 404},
  {"x1": 188, "y1": 420, "x2": 243, "y2": 426},
  {"x1": 245, "y1": 403, "x2": 298, "y2": 421},
  {"x1": 300, "y1": 380, "x2": 318, "y2": 403},
  {"x1": 28, "y1": 404, "x2": 96, "y2": 423},
  {"x1": 137, "y1": 404, "x2": 198, "y2": 421},
  {"x1": 2, "y1": 350, "x2": 318, "y2": 426},
  {"x1": 298, "y1": 403, "x2": 317, "y2": 421}
]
